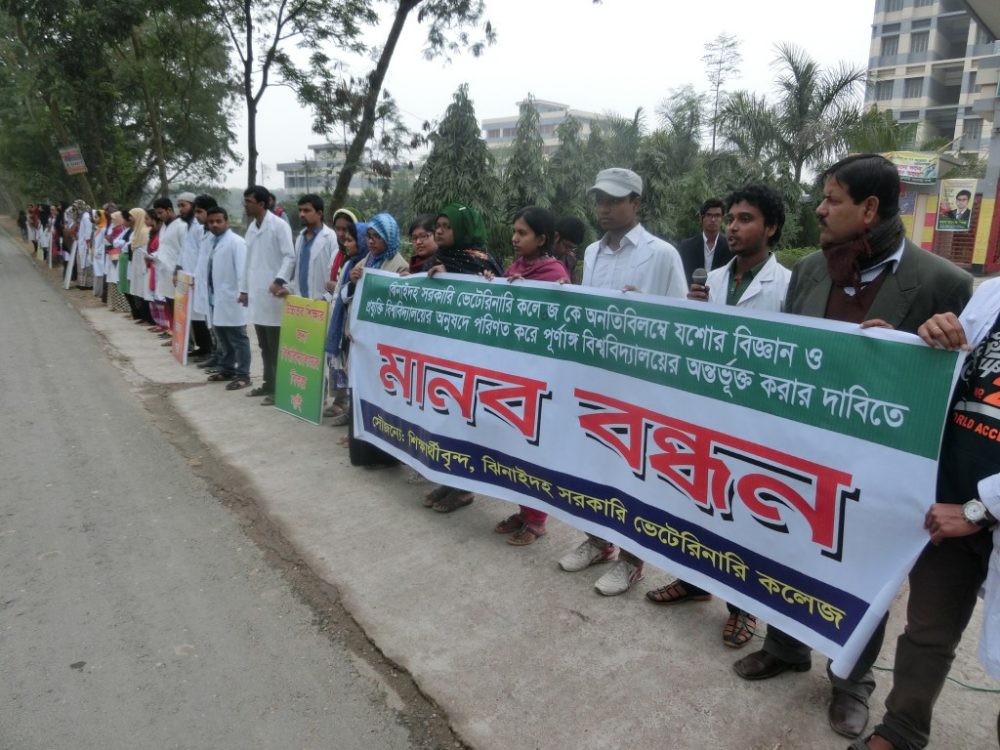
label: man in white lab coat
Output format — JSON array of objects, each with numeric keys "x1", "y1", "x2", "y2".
[
  {"x1": 646, "y1": 182, "x2": 791, "y2": 648},
  {"x1": 291, "y1": 194, "x2": 338, "y2": 301},
  {"x1": 152, "y1": 197, "x2": 185, "y2": 325},
  {"x1": 205, "y1": 207, "x2": 252, "y2": 390},
  {"x1": 239, "y1": 185, "x2": 296, "y2": 404},
  {"x1": 179, "y1": 193, "x2": 217, "y2": 361}
]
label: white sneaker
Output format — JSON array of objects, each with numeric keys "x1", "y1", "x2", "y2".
[
  {"x1": 594, "y1": 560, "x2": 644, "y2": 596},
  {"x1": 558, "y1": 540, "x2": 616, "y2": 572}
]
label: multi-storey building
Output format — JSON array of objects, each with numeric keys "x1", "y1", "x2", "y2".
[
  {"x1": 276, "y1": 144, "x2": 376, "y2": 194},
  {"x1": 481, "y1": 100, "x2": 608, "y2": 156},
  {"x1": 867, "y1": 0, "x2": 1000, "y2": 272}
]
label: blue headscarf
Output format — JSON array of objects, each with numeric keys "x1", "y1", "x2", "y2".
[
  {"x1": 325, "y1": 222, "x2": 370, "y2": 362},
  {"x1": 366, "y1": 213, "x2": 400, "y2": 267}
]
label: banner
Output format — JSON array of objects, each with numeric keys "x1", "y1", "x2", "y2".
[
  {"x1": 883, "y1": 150, "x2": 938, "y2": 185},
  {"x1": 349, "y1": 271, "x2": 961, "y2": 676},
  {"x1": 275, "y1": 295, "x2": 329, "y2": 424},
  {"x1": 171, "y1": 271, "x2": 194, "y2": 365},
  {"x1": 936, "y1": 178, "x2": 977, "y2": 232},
  {"x1": 58, "y1": 146, "x2": 87, "y2": 175}
]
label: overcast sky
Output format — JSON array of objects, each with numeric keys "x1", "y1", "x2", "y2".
[{"x1": 230, "y1": 0, "x2": 878, "y2": 188}]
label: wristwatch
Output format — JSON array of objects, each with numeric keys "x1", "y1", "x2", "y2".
[{"x1": 961, "y1": 499, "x2": 997, "y2": 529}]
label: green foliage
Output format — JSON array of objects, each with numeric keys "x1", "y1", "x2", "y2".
[
  {"x1": 0, "y1": 0, "x2": 237, "y2": 204},
  {"x1": 546, "y1": 117, "x2": 589, "y2": 223},
  {"x1": 501, "y1": 94, "x2": 547, "y2": 219},
  {"x1": 775, "y1": 246, "x2": 817, "y2": 269}
]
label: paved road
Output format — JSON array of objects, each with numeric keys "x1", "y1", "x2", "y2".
[{"x1": 0, "y1": 232, "x2": 416, "y2": 748}]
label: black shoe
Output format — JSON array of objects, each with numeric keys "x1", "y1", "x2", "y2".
[
  {"x1": 246, "y1": 386, "x2": 269, "y2": 397},
  {"x1": 196, "y1": 359, "x2": 219, "y2": 369},
  {"x1": 733, "y1": 650, "x2": 811, "y2": 681},
  {"x1": 828, "y1": 691, "x2": 869, "y2": 739}
]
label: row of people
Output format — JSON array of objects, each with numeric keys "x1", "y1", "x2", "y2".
[{"x1": 37, "y1": 154, "x2": 998, "y2": 749}]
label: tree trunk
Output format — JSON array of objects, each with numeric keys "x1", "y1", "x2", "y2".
[
  {"x1": 244, "y1": 0, "x2": 258, "y2": 187},
  {"x1": 329, "y1": 0, "x2": 417, "y2": 211}
]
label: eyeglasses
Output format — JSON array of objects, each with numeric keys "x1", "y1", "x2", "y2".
[
  {"x1": 703, "y1": 213, "x2": 723, "y2": 221},
  {"x1": 411, "y1": 232, "x2": 433, "y2": 242}
]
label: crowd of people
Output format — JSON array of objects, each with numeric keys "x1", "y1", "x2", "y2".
[{"x1": 19, "y1": 153, "x2": 1000, "y2": 749}]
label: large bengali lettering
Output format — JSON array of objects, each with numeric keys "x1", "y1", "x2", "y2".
[
  {"x1": 377, "y1": 342, "x2": 551, "y2": 443},
  {"x1": 576, "y1": 388, "x2": 858, "y2": 560}
]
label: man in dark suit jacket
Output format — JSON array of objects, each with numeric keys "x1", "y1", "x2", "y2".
[
  {"x1": 678, "y1": 198, "x2": 733, "y2": 284},
  {"x1": 733, "y1": 154, "x2": 973, "y2": 742}
]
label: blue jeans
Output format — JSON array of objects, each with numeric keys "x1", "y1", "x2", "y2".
[{"x1": 214, "y1": 325, "x2": 251, "y2": 379}]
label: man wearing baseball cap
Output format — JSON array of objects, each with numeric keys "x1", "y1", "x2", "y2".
[{"x1": 557, "y1": 166, "x2": 687, "y2": 596}]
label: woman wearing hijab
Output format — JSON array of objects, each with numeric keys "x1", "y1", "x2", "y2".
[
  {"x1": 106, "y1": 211, "x2": 129, "y2": 312},
  {"x1": 126, "y1": 207, "x2": 153, "y2": 325},
  {"x1": 325, "y1": 221, "x2": 369, "y2": 426},
  {"x1": 423, "y1": 203, "x2": 503, "y2": 513}
]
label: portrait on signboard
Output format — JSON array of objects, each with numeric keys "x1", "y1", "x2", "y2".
[{"x1": 936, "y1": 179, "x2": 977, "y2": 232}]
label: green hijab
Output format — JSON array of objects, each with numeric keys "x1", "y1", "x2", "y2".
[{"x1": 437, "y1": 202, "x2": 486, "y2": 250}]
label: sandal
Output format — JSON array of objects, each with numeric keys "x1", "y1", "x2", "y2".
[
  {"x1": 433, "y1": 491, "x2": 474, "y2": 513},
  {"x1": 494, "y1": 513, "x2": 524, "y2": 534},
  {"x1": 507, "y1": 526, "x2": 545, "y2": 546},
  {"x1": 722, "y1": 611, "x2": 758, "y2": 648},
  {"x1": 208, "y1": 372, "x2": 234, "y2": 382},
  {"x1": 645, "y1": 580, "x2": 712, "y2": 605},
  {"x1": 423, "y1": 485, "x2": 452, "y2": 508},
  {"x1": 225, "y1": 377, "x2": 251, "y2": 391}
]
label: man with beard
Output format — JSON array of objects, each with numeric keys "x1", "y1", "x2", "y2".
[
  {"x1": 732, "y1": 154, "x2": 972, "y2": 741},
  {"x1": 178, "y1": 193, "x2": 217, "y2": 361}
]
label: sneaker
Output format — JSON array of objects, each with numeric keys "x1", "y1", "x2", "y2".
[
  {"x1": 594, "y1": 560, "x2": 644, "y2": 596},
  {"x1": 558, "y1": 540, "x2": 616, "y2": 572}
]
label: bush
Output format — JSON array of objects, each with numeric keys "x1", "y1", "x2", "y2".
[{"x1": 775, "y1": 246, "x2": 817, "y2": 269}]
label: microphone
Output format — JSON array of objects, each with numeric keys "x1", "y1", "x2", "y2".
[{"x1": 692, "y1": 267, "x2": 708, "y2": 287}]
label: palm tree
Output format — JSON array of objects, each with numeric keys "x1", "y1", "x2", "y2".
[{"x1": 717, "y1": 43, "x2": 865, "y2": 184}]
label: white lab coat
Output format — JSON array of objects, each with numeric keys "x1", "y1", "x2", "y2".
[
  {"x1": 192, "y1": 230, "x2": 214, "y2": 318},
  {"x1": 705, "y1": 253, "x2": 792, "y2": 311},
  {"x1": 209, "y1": 230, "x2": 249, "y2": 328},
  {"x1": 154, "y1": 217, "x2": 185, "y2": 298},
  {"x1": 293, "y1": 224, "x2": 338, "y2": 300},
  {"x1": 581, "y1": 224, "x2": 686, "y2": 298},
  {"x1": 181, "y1": 222, "x2": 208, "y2": 321},
  {"x1": 92, "y1": 224, "x2": 107, "y2": 277},
  {"x1": 240, "y1": 210, "x2": 296, "y2": 326},
  {"x1": 129, "y1": 240, "x2": 152, "y2": 301},
  {"x1": 76, "y1": 211, "x2": 93, "y2": 269}
]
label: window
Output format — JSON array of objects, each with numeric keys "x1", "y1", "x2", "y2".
[
  {"x1": 502, "y1": 127, "x2": 516, "y2": 138},
  {"x1": 885, "y1": 0, "x2": 903, "y2": 11},
  {"x1": 883, "y1": 23, "x2": 901, "y2": 33},
  {"x1": 912, "y1": 18, "x2": 931, "y2": 28},
  {"x1": 975, "y1": 24, "x2": 995, "y2": 45},
  {"x1": 875, "y1": 80, "x2": 895, "y2": 101},
  {"x1": 915, "y1": 0, "x2": 933, "y2": 6},
  {"x1": 900, "y1": 110, "x2": 920, "y2": 119},
  {"x1": 910, "y1": 31, "x2": 929, "y2": 53},
  {"x1": 964, "y1": 119, "x2": 983, "y2": 142},
  {"x1": 882, "y1": 36, "x2": 899, "y2": 56},
  {"x1": 904, "y1": 77, "x2": 924, "y2": 98},
  {"x1": 486, "y1": 129, "x2": 501, "y2": 139}
]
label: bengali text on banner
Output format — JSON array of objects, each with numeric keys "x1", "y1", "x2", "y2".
[{"x1": 348, "y1": 270, "x2": 961, "y2": 676}]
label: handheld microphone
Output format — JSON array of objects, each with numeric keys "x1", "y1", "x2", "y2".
[{"x1": 692, "y1": 267, "x2": 708, "y2": 287}]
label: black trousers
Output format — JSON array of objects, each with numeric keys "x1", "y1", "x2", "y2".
[
  {"x1": 254, "y1": 324, "x2": 281, "y2": 393},
  {"x1": 191, "y1": 320, "x2": 213, "y2": 352}
]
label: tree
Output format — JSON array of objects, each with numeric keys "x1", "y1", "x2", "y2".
[
  {"x1": 501, "y1": 94, "x2": 547, "y2": 218},
  {"x1": 316, "y1": 0, "x2": 494, "y2": 211},
  {"x1": 411, "y1": 84, "x2": 498, "y2": 217},
  {"x1": 0, "y1": 0, "x2": 237, "y2": 204},
  {"x1": 844, "y1": 105, "x2": 918, "y2": 153},
  {"x1": 546, "y1": 117, "x2": 589, "y2": 222},
  {"x1": 211, "y1": 0, "x2": 374, "y2": 187},
  {"x1": 701, "y1": 32, "x2": 741, "y2": 154},
  {"x1": 717, "y1": 43, "x2": 865, "y2": 185}
]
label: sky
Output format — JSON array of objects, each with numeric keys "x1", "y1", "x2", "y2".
[{"x1": 228, "y1": 0, "x2": 879, "y2": 188}]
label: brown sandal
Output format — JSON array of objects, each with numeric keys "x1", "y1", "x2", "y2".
[
  {"x1": 645, "y1": 580, "x2": 712, "y2": 605},
  {"x1": 507, "y1": 526, "x2": 545, "y2": 546},
  {"x1": 494, "y1": 513, "x2": 524, "y2": 534},
  {"x1": 722, "y1": 611, "x2": 758, "y2": 648},
  {"x1": 433, "y1": 491, "x2": 474, "y2": 513},
  {"x1": 424, "y1": 485, "x2": 452, "y2": 508}
]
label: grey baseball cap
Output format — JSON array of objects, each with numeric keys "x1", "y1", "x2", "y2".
[{"x1": 588, "y1": 168, "x2": 642, "y2": 198}]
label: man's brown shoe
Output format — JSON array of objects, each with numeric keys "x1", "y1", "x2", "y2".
[
  {"x1": 828, "y1": 691, "x2": 869, "y2": 739},
  {"x1": 733, "y1": 649, "x2": 811, "y2": 681}
]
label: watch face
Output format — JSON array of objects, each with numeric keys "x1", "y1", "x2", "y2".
[{"x1": 964, "y1": 500, "x2": 986, "y2": 523}]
